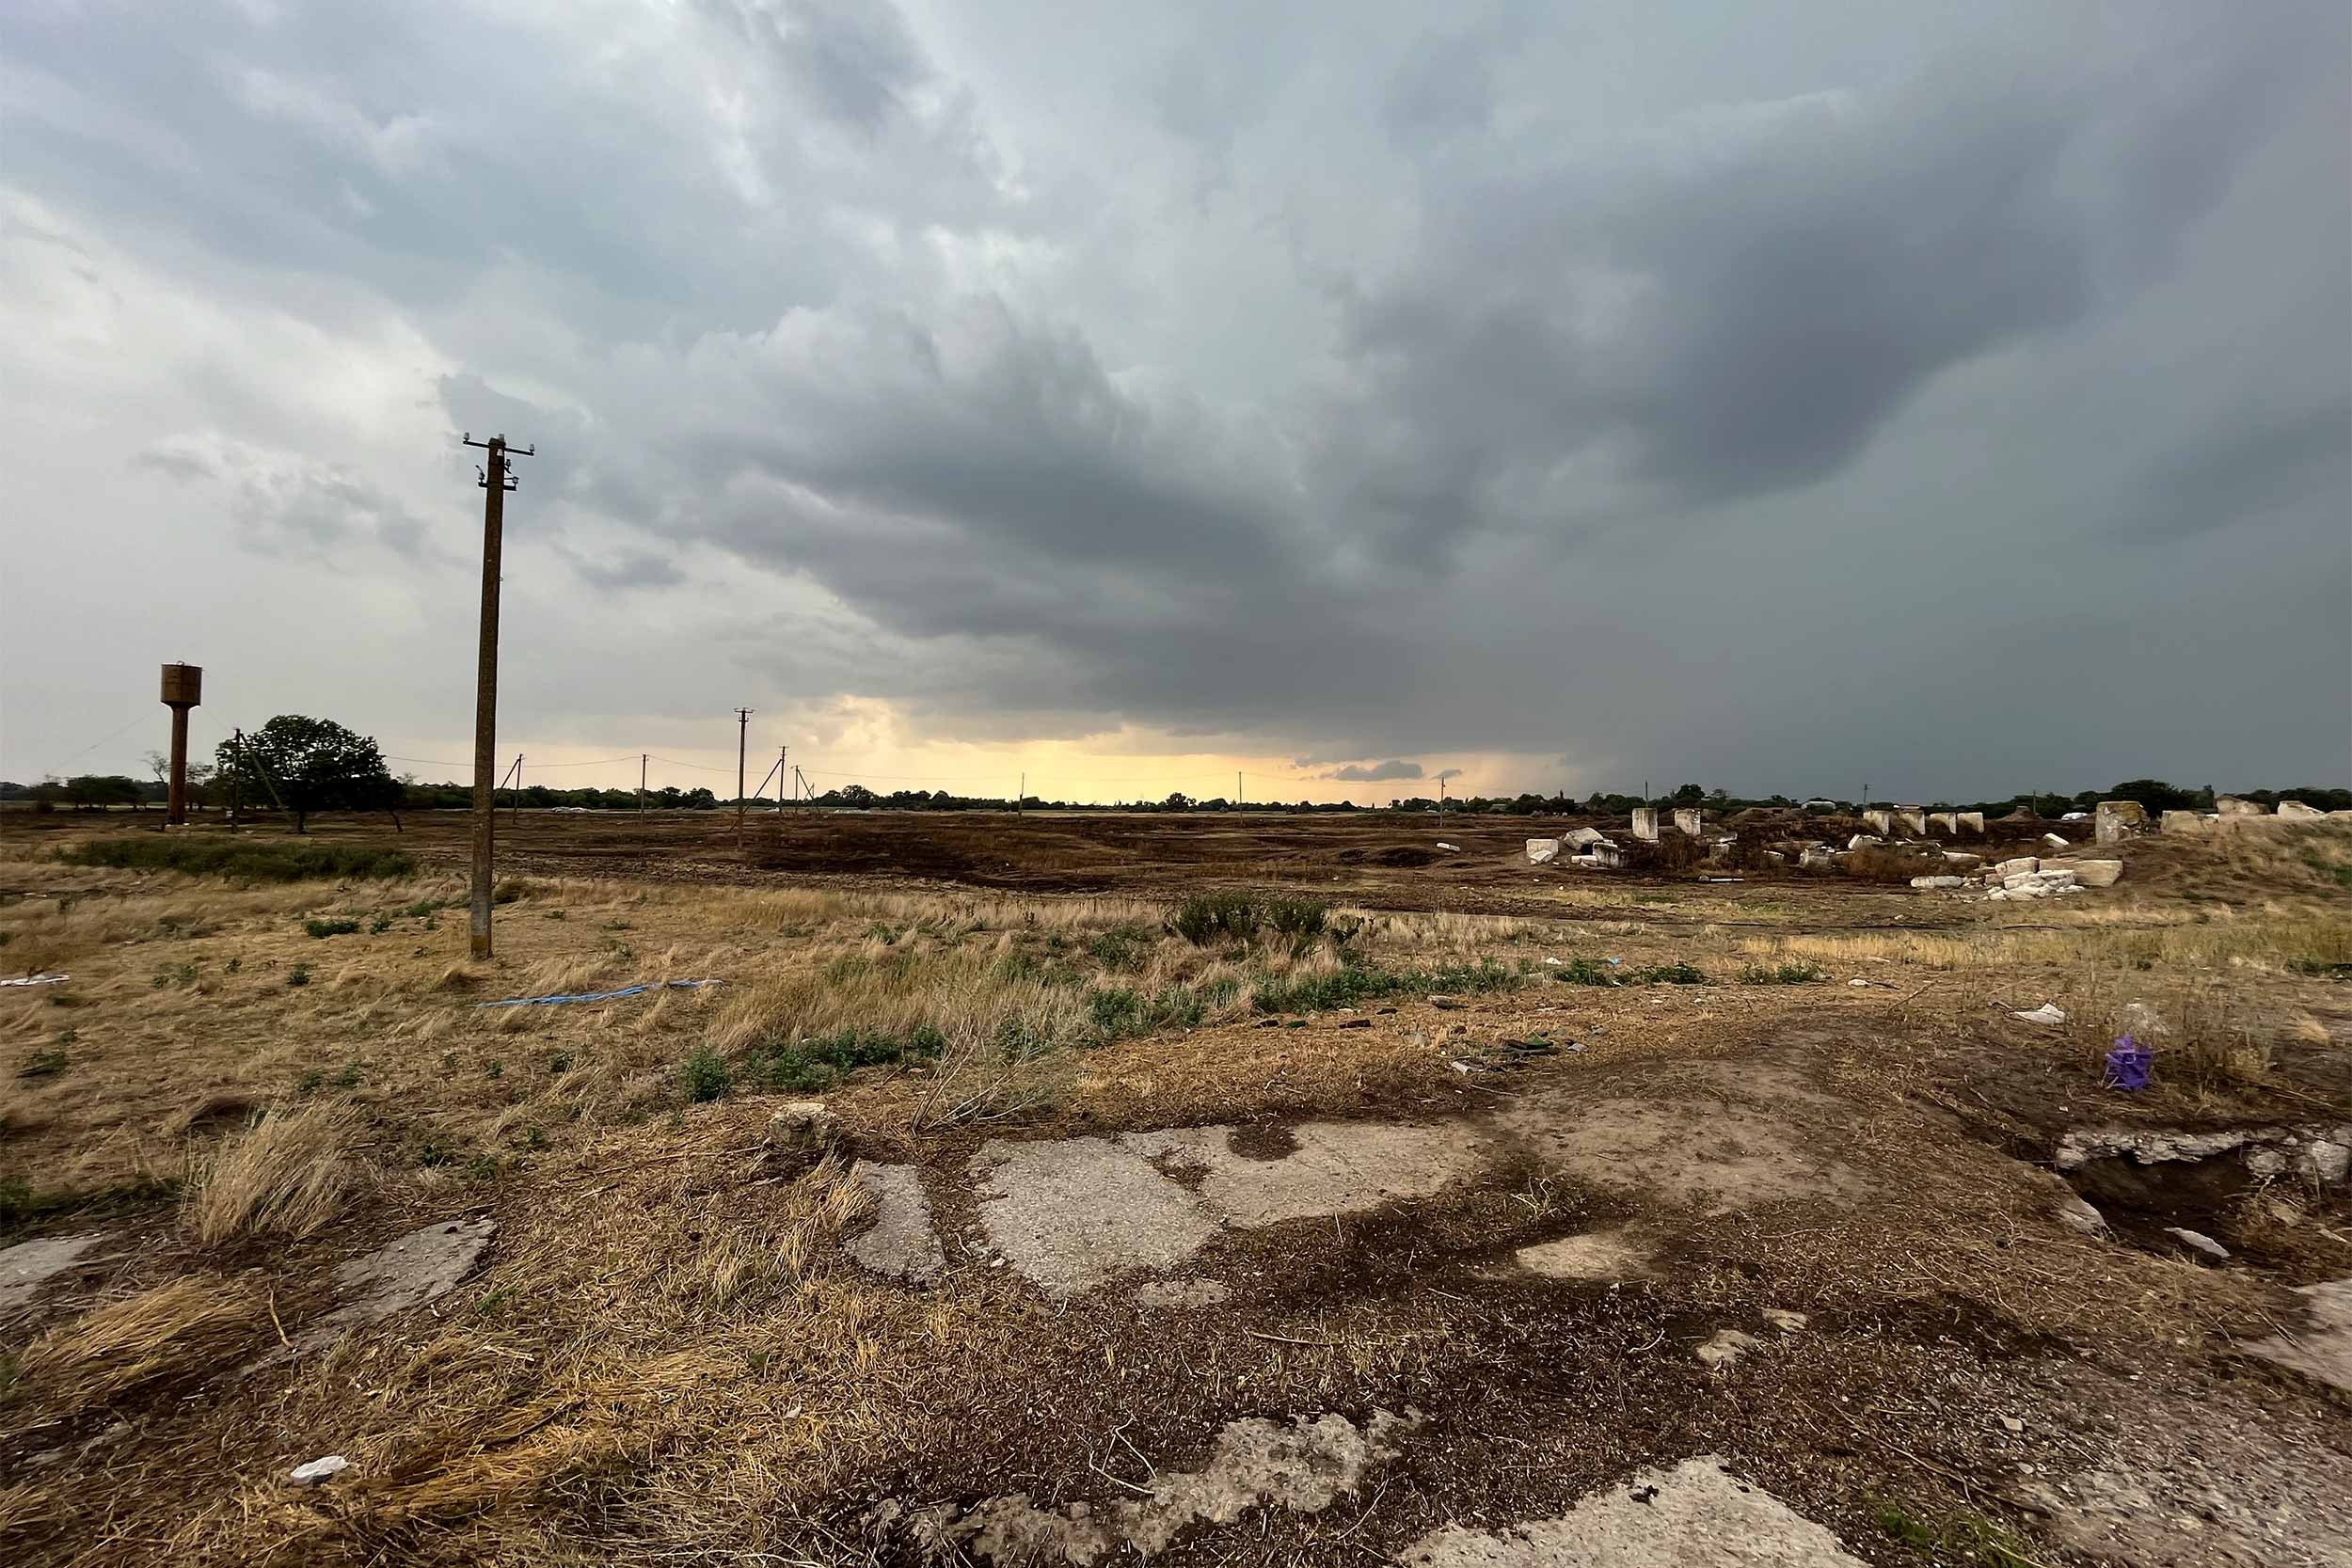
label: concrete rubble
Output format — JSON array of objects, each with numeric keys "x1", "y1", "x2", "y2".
[
  {"x1": 1629, "y1": 807, "x2": 1659, "y2": 842},
  {"x1": 2094, "y1": 800, "x2": 2148, "y2": 844},
  {"x1": 846, "y1": 1162, "x2": 946, "y2": 1285},
  {"x1": 0, "y1": 1232, "x2": 109, "y2": 1315},
  {"x1": 1400, "y1": 1456, "x2": 1867, "y2": 1568},
  {"x1": 2277, "y1": 800, "x2": 2325, "y2": 818},
  {"x1": 2057, "y1": 1123, "x2": 2351, "y2": 1187},
  {"x1": 901, "y1": 1410, "x2": 1420, "y2": 1564},
  {"x1": 2245, "y1": 1278, "x2": 2352, "y2": 1396},
  {"x1": 1673, "y1": 807, "x2": 1703, "y2": 836},
  {"x1": 1524, "y1": 838, "x2": 1562, "y2": 865},
  {"x1": 264, "y1": 1216, "x2": 499, "y2": 1363}
]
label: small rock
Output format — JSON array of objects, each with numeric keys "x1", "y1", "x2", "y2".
[
  {"x1": 1435, "y1": 842, "x2": 1461, "y2": 852},
  {"x1": 2164, "y1": 1227, "x2": 2230, "y2": 1262},
  {"x1": 1847, "y1": 978, "x2": 1870, "y2": 989},
  {"x1": 290, "y1": 1455, "x2": 350, "y2": 1486},
  {"x1": 1696, "y1": 1329, "x2": 1760, "y2": 1369},
  {"x1": 765, "y1": 1101, "x2": 841, "y2": 1166},
  {"x1": 1761, "y1": 1308, "x2": 1807, "y2": 1335},
  {"x1": 2013, "y1": 1003, "x2": 2068, "y2": 1025},
  {"x1": 2056, "y1": 1195, "x2": 2108, "y2": 1237},
  {"x1": 2001, "y1": 1416, "x2": 2025, "y2": 1434},
  {"x1": 1428, "y1": 995, "x2": 1461, "y2": 1009}
]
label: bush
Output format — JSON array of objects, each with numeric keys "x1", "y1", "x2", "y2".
[
  {"x1": 1552, "y1": 958, "x2": 1710, "y2": 988},
  {"x1": 744, "y1": 1024, "x2": 946, "y2": 1092},
  {"x1": 1170, "y1": 892, "x2": 1327, "y2": 945},
  {"x1": 1252, "y1": 958, "x2": 1518, "y2": 1014},
  {"x1": 304, "y1": 918, "x2": 361, "y2": 940},
  {"x1": 682, "y1": 1046, "x2": 733, "y2": 1103},
  {"x1": 59, "y1": 838, "x2": 414, "y2": 882},
  {"x1": 1740, "y1": 961, "x2": 1827, "y2": 985}
]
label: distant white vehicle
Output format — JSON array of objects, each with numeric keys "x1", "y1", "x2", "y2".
[{"x1": 2060, "y1": 811, "x2": 2089, "y2": 821}]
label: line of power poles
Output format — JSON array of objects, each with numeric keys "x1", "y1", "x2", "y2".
[{"x1": 464, "y1": 432, "x2": 532, "y2": 960}]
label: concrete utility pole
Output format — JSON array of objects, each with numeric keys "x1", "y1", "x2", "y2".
[
  {"x1": 776, "y1": 746, "x2": 787, "y2": 811},
  {"x1": 228, "y1": 727, "x2": 244, "y2": 823},
  {"x1": 160, "y1": 663, "x2": 201, "y2": 825},
  {"x1": 510, "y1": 753, "x2": 523, "y2": 825},
  {"x1": 735, "y1": 707, "x2": 753, "y2": 846},
  {"x1": 639, "y1": 753, "x2": 647, "y2": 814},
  {"x1": 462, "y1": 431, "x2": 532, "y2": 959}
]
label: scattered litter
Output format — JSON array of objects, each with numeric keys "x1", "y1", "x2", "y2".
[
  {"x1": 2013, "y1": 1003, "x2": 2068, "y2": 1025},
  {"x1": 476, "y1": 978, "x2": 721, "y2": 1008},
  {"x1": 2103, "y1": 1035, "x2": 2153, "y2": 1092},
  {"x1": 290, "y1": 1455, "x2": 350, "y2": 1486},
  {"x1": 1847, "y1": 978, "x2": 1870, "y2": 989},
  {"x1": 1435, "y1": 842, "x2": 1460, "y2": 852},
  {"x1": 1, "y1": 973, "x2": 69, "y2": 989},
  {"x1": 1544, "y1": 957, "x2": 1564, "y2": 966},
  {"x1": 2164, "y1": 1227, "x2": 2230, "y2": 1263}
]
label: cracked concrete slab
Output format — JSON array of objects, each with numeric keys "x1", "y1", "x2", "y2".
[
  {"x1": 2245, "y1": 1277, "x2": 2352, "y2": 1396},
  {"x1": 1399, "y1": 1455, "x2": 1867, "y2": 1566},
  {"x1": 909, "y1": 1409, "x2": 1419, "y2": 1563},
  {"x1": 845, "y1": 1161, "x2": 945, "y2": 1285},
  {"x1": 974, "y1": 1139, "x2": 1217, "y2": 1296},
  {"x1": 265, "y1": 1216, "x2": 498, "y2": 1362},
  {"x1": 1122, "y1": 1121, "x2": 1485, "y2": 1227},
  {"x1": 0, "y1": 1232, "x2": 108, "y2": 1314}
]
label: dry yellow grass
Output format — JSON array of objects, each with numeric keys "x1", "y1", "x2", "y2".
[
  {"x1": 14, "y1": 1275, "x2": 265, "y2": 1416},
  {"x1": 182, "y1": 1100, "x2": 358, "y2": 1243}
]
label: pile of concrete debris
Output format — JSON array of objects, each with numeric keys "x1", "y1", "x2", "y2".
[{"x1": 1921, "y1": 853, "x2": 2125, "y2": 900}]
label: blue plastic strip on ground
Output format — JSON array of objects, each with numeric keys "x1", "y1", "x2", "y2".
[{"x1": 475, "y1": 978, "x2": 721, "y2": 1008}]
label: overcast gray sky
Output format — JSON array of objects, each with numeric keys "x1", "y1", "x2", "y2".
[{"x1": 4, "y1": 0, "x2": 2346, "y2": 803}]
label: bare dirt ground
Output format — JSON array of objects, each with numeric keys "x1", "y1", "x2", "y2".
[{"x1": 2, "y1": 810, "x2": 2348, "y2": 1566}]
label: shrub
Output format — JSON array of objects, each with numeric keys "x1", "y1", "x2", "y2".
[
  {"x1": 682, "y1": 1045, "x2": 733, "y2": 1103},
  {"x1": 304, "y1": 918, "x2": 361, "y2": 940},
  {"x1": 1171, "y1": 892, "x2": 1327, "y2": 945},
  {"x1": 58, "y1": 838, "x2": 414, "y2": 882},
  {"x1": 745, "y1": 1024, "x2": 946, "y2": 1092},
  {"x1": 1553, "y1": 958, "x2": 1710, "y2": 987},
  {"x1": 1252, "y1": 958, "x2": 1518, "y2": 1014}
]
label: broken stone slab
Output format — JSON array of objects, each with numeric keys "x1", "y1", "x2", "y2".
[
  {"x1": 2159, "y1": 810, "x2": 2207, "y2": 833},
  {"x1": 2215, "y1": 795, "x2": 2268, "y2": 816},
  {"x1": 1956, "y1": 812, "x2": 1984, "y2": 833},
  {"x1": 0, "y1": 1232, "x2": 109, "y2": 1315},
  {"x1": 2245, "y1": 1278, "x2": 2352, "y2": 1396},
  {"x1": 1629, "y1": 807, "x2": 1659, "y2": 843},
  {"x1": 1121, "y1": 1122, "x2": 1486, "y2": 1229},
  {"x1": 1524, "y1": 838, "x2": 1563, "y2": 865},
  {"x1": 846, "y1": 1162, "x2": 946, "y2": 1286},
  {"x1": 2094, "y1": 800, "x2": 2149, "y2": 844},
  {"x1": 1565, "y1": 827, "x2": 1609, "y2": 848},
  {"x1": 2056, "y1": 1194, "x2": 2109, "y2": 1236},
  {"x1": 2056, "y1": 1124, "x2": 2352, "y2": 1187},
  {"x1": 1894, "y1": 808, "x2": 1927, "y2": 835},
  {"x1": 1995, "y1": 856, "x2": 2040, "y2": 878},
  {"x1": 1400, "y1": 1456, "x2": 1867, "y2": 1568},
  {"x1": 2042, "y1": 832, "x2": 2069, "y2": 850},
  {"x1": 1928, "y1": 812, "x2": 1959, "y2": 834},
  {"x1": 972, "y1": 1139, "x2": 1216, "y2": 1297},
  {"x1": 2046, "y1": 858, "x2": 2123, "y2": 888},
  {"x1": 1513, "y1": 1229, "x2": 1652, "y2": 1281},
  {"x1": 2277, "y1": 800, "x2": 2324, "y2": 819},
  {"x1": 1587, "y1": 840, "x2": 1626, "y2": 868},
  {"x1": 1760, "y1": 1307, "x2": 1807, "y2": 1335},
  {"x1": 909, "y1": 1410, "x2": 1420, "y2": 1564},
  {"x1": 1942, "y1": 850, "x2": 1983, "y2": 868},
  {"x1": 1798, "y1": 847, "x2": 1836, "y2": 870},
  {"x1": 1862, "y1": 810, "x2": 1894, "y2": 835},
  {"x1": 1846, "y1": 834, "x2": 1883, "y2": 851},
  {"x1": 268, "y1": 1216, "x2": 498, "y2": 1362},
  {"x1": 1672, "y1": 807, "x2": 1703, "y2": 836},
  {"x1": 1910, "y1": 875, "x2": 1965, "y2": 890}
]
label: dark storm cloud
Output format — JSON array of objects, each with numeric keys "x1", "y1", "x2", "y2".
[
  {"x1": 1324, "y1": 760, "x2": 1423, "y2": 782},
  {"x1": 5, "y1": 0, "x2": 2346, "y2": 797}
]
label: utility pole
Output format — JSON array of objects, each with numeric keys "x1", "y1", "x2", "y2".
[
  {"x1": 639, "y1": 753, "x2": 647, "y2": 814},
  {"x1": 229, "y1": 727, "x2": 244, "y2": 824},
  {"x1": 1237, "y1": 771, "x2": 1243, "y2": 811},
  {"x1": 778, "y1": 746, "x2": 787, "y2": 812},
  {"x1": 1018, "y1": 771, "x2": 1024, "y2": 816},
  {"x1": 510, "y1": 753, "x2": 523, "y2": 826},
  {"x1": 461, "y1": 431, "x2": 532, "y2": 960},
  {"x1": 735, "y1": 707, "x2": 753, "y2": 847}
]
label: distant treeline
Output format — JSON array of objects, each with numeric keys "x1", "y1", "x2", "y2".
[{"x1": 4, "y1": 776, "x2": 2345, "y2": 816}]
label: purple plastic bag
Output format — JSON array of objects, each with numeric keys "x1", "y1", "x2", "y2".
[{"x1": 2103, "y1": 1033, "x2": 2153, "y2": 1092}]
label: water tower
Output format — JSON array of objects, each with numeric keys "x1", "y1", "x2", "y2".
[{"x1": 160, "y1": 663, "x2": 202, "y2": 825}]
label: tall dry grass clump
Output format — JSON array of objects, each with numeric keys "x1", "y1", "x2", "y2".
[
  {"x1": 183, "y1": 1101, "x2": 360, "y2": 1244},
  {"x1": 16, "y1": 1275, "x2": 265, "y2": 1414}
]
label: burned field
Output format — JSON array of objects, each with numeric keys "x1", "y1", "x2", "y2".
[{"x1": 3, "y1": 812, "x2": 2349, "y2": 1566}]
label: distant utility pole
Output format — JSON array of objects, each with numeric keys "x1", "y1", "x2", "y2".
[
  {"x1": 735, "y1": 707, "x2": 753, "y2": 847},
  {"x1": 1237, "y1": 771, "x2": 1243, "y2": 811},
  {"x1": 510, "y1": 753, "x2": 523, "y2": 825},
  {"x1": 229, "y1": 727, "x2": 245, "y2": 823},
  {"x1": 462, "y1": 432, "x2": 532, "y2": 960},
  {"x1": 1018, "y1": 772, "x2": 1025, "y2": 816},
  {"x1": 639, "y1": 753, "x2": 647, "y2": 814},
  {"x1": 777, "y1": 746, "x2": 787, "y2": 811}
]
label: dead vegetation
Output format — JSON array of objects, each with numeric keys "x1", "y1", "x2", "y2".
[
  {"x1": 12, "y1": 1275, "x2": 265, "y2": 1418},
  {"x1": 183, "y1": 1101, "x2": 358, "y2": 1244}
]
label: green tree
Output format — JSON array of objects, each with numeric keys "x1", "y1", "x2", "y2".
[
  {"x1": 66, "y1": 774, "x2": 146, "y2": 810},
  {"x1": 2103, "y1": 778, "x2": 2201, "y2": 814},
  {"x1": 215, "y1": 716, "x2": 399, "y2": 833}
]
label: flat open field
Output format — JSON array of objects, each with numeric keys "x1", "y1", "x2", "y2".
[{"x1": 3, "y1": 811, "x2": 2350, "y2": 1566}]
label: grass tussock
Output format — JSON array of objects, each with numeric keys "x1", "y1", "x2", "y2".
[
  {"x1": 58, "y1": 836, "x2": 416, "y2": 882},
  {"x1": 16, "y1": 1275, "x2": 265, "y2": 1413},
  {"x1": 183, "y1": 1101, "x2": 359, "y2": 1244}
]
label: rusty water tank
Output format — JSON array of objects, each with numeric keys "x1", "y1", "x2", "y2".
[{"x1": 161, "y1": 663, "x2": 203, "y2": 706}]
